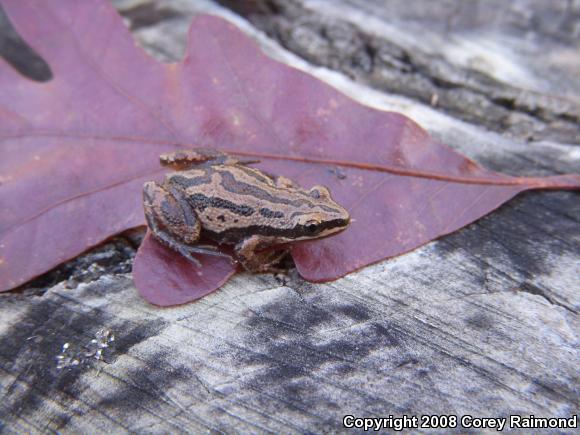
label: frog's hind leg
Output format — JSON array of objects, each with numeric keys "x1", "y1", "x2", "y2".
[
  {"x1": 160, "y1": 149, "x2": 223, "y2": 170},
  {"x1": 160, "y1": 148, "x2": 260, "y2": 169},
  {"x1": 143, "y1": 181, "x2": 230, "y2": 266}
]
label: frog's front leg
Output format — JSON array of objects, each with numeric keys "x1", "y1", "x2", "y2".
[
  {"x1": 143, "y1": 181, "x2": 228, "y2": 266},
  {"x1": 235, "y1": 236, "x2": 289, "y2": 273}
]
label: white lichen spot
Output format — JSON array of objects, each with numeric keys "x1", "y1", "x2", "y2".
[
  {"x1": 430, "y1": 94, "x2": 439, "y2": 107},
  {"x1": 56, "y1": 328, "x2": 115, "y2": 370}
]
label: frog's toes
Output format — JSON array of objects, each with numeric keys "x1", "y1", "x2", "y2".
[{"x1": 177, "y1": 248, "x2": 203, "y2": 268}]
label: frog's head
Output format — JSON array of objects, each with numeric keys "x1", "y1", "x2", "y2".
[{"x1": 290, "y1": 186, "x2": 350, "y2": 241}]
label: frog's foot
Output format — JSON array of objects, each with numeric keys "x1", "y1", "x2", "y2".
[
  {"x1": 143, "y1": 224, "x2": 202, "y2": 267},
  {"x1": 152, "y1": 238, "x2": 230, "y2": 268},
  {"x1": 175, "y1": 246, "x2": 203, "y2": 268},
  {"x1": 175, "y1": 245, "x2": 231, "y2": 267},
  {"x1": 183, "y1": 244, "x2": 233, "y2": 261}
]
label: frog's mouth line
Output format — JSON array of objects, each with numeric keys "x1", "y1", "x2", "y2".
[
  {"x1": 251, "y1": 222, "x2": 349, "y2": 254},
  {"x1": 303, "y1": 224, "x2": 348, "y2": 241},
  {"x1": 276, "y1": 218, "x2": 351, "y2": 245}
]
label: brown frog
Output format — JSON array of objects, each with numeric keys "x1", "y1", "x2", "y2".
[{"x1": 143, "y1": 148, "x2": 350, "y2": 273}]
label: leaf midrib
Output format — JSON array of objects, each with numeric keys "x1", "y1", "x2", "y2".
[{"x1": 1, "y1": 131, "x2": 572, "y2": 188}]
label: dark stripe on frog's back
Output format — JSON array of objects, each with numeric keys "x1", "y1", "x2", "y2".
[
  {"x1": 203, "y1": 218, "x2": 346, "y2": 244},
  {"x1": 260, "y1": 207, "x2": 284, "y2": 219},
  {"x1": 187, "y1": 193, "x2": 255, "y2": 216},
  {"x1": 168, "y1": 171, "x2": 213, "y2": 189},
  {"x1": 167, "y1": 168, "x2": 284, "y2": 213},
  {"x1": 168, "y1": 164, "x2": 343, "y2": 224},
  {"x1": 223, "y1": 166, "x2": 344, "y2": 212},
  {"x1": 168, "y1": 165, "x2": 273, "y2": 190},
  {"x1": 167, "y1": 168, "x2": 267, "y2": 217},
  {"x1": 217, "y1": 169, "x2": 342, "y2": 214}
]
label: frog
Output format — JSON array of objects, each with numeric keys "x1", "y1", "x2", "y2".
[{"x1": 143, "y1": 148, "x2": 350, "y2": 273}]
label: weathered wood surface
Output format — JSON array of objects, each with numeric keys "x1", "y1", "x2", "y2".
[{"x1": 1, "y1": 0, "x2": 579, "y2": 433}]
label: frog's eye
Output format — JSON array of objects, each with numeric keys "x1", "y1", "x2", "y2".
[
  {"x1": 305, "y1": 220, "x2": 320, "y2": 234},
  {"x1": 310, "y1": 187, "x2": 330, "y2": 199},
  {"x1": 309, "y1": 189, "x2": 321, "y2": 199}
]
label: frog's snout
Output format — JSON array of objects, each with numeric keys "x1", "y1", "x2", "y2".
[
  {"x1": 335, "y1": 205, "x2": 351, "y2": 230},
  {"x1": 343, "y1": 214, "x2": 351, "y2": 227}
]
